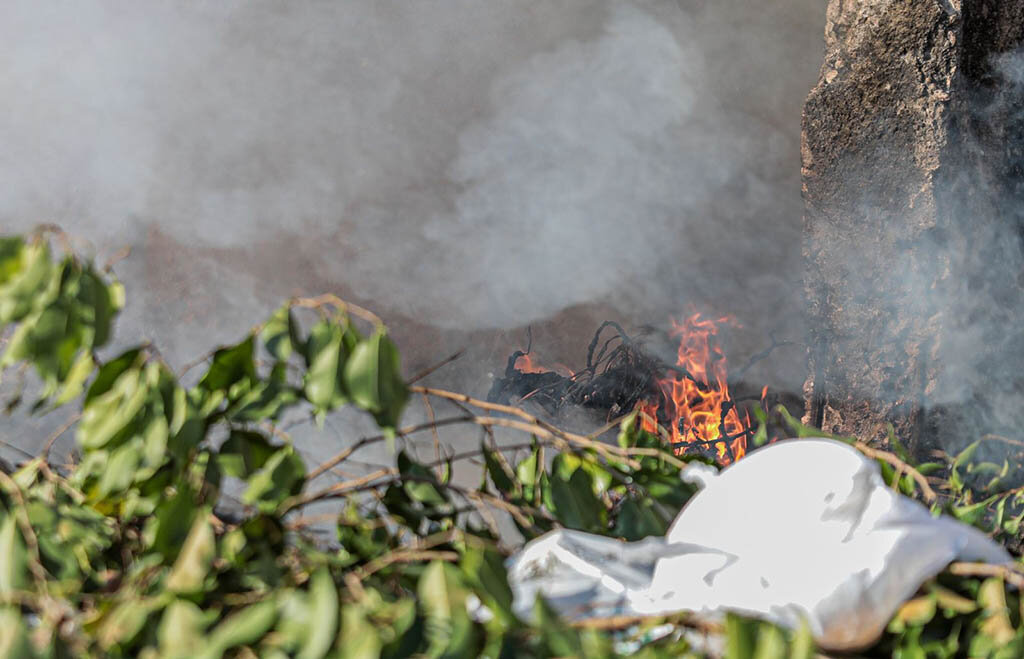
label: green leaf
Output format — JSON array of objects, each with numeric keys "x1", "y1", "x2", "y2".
[
  {"x1": 146, "y1": 483, "x2": 201, "y2": 559},
  {"x1": 343, "y1": 329, "x2": 408, "y2": 430},
  {"x1": 1, "y1": 305, "x2": 68, "y2": 379},
  {"x1": 752, "y1": 622, "x2": 787, "y2": 659},
  {"x1": 218, "y1": 430, "x2": 277, "y2": 479},
  {"x1": 0, "y1": 237, "x2": 25, "y2": 286},
  {"x1": 77, "y1": 364, "x2": 148, "y2": 450},
  {"x1": 751, "y1": 405, "x2": 769, "y2": 447},
  {"x1": 617, "y1": 411, "x2": 640, "y2": 448},
  {"x1": 338, "y1": 605, "x2": 383, "y2": 659},
  {"x1": 188, "y1": 449, "x2": 222, "y2": 505},
  {"x1": 336, "y1": 503, "x2": 393, "y2": 565},
  {"x1": 166, "y1": 515, "x2": 216, "y2": 594},
  {"x1": 614, "y1": 498, "x2": 667, "y2": 541},
  {"x1": 93, "y1": 438, "x2": 143, "y2": 499},
  {"x1": 725, "y1": 613, "x2": 757, "y2": 659},
  {"x1": 243, "y1": 446, "x2": 306, "y2": 513},
  {"x1": 886, "y1": 423, "x2": 912, "y2": 463},
  {"x1": 789, "y1": 621, "x2": 816, "y2": 659},
  {"x1": 461, "y1": 544, "x2": 516, "y2": 626},
  {"x1": 85, "y1": 348, "x2": 143, "y2": 403},
  {"x1": 198, "y1": 335, "x2": 256, "y2": 394},
  {"x1": 915, "y1": 462, "x2": 944, "y2": 476},
  {"x1": 261, "y1": 304, "x2": 299, "y2": 361},
  {"x1": 398, "y1": 451, "x2": 448, "y2": 507},
  {"x1": 951, "y1": 495, "x2": 998, "y2": 527},
  {"x1": 12, "y1": 459, "x2": 42, "y2": 491},
  {"x1": 158, "y1": 600, "x2": 214, "y2": 658},
  {"x1": 482, "y1": 440, "x2": 516, "y2": 495},
  {"x1": 0, "y1": 255, "x2": 123, "y2": 411},
  {"x1": 203, "y1": 599, "x2": 279, "y2": 657},
  {"x1": 303, "y1": 320, "x2": 349, "y2": 412},
  {"x1": 950, "y1": 441, "x2": 980, "y2": 494},
  {"x1": 136, "y1": 413, "x2": 170, "y2": 481},
  {"x1": 985, "y1": 460, "x2": 1011, "y2": 492},
  {"x1": 84, "y1": 269, "x2": 123, "y2": 348},
  {"x1": 229, "y1": 363, "x2": 300, "y2": 422},
  {"x1": 297, "y1": 567, "x2": 339, "y2": 659},
  {"x1": 0, "y1": 239, "x2": 56, "y2": 324},
  {"x1": 548, "y1": 466, "x2": 604, "y2": 532},
  {"x1": 0, "y1": 606, "x2": 33, "y2": 659},
  {"x1": 53, "y1": 350, "x2": 95, "y2": 406},
  {"x1": 552, "y1": 452, "x2": 584, "y2": 481},
  {"x1": 98, "y1": 598, "x2": 155, "y2": 650},
  {"x1": 273, "y1": 588, "x2": 313, "y2": 653},
  {"x1": 515, "y1": 450, "x2": 538, "y2": 489},
  {"x1": 533, "y1": 596, "x2": 584, "y2": 657},
  {"x1": 515, "y1": 444, "x2": 542, "y2": 504},
  {"x1": 572, "y1": 454, "x2": 613, "y2": 495},
  {"x1": 69, "y1": 266, "x2": 122, "y2": 351},
  {"x1": 0, "y1": 515, "x2": 26, "y2": 595},
  {"x1": 418, "y1": 561, "x2": 478, "y2": 658},
  {"x1": 377, "y1": 598, "x2": 420, "y2": 657},
  {"x1": 634, "y1": 471, "x2": 696, "y2": 510}
]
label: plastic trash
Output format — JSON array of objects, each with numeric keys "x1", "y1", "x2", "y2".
[{"x1": 507, "y1": 438, "x2": 1012, "y2": 651}]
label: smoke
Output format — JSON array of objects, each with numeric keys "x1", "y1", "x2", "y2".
[
  {"x1": 924, "y1": 46, "x2": 1024, "y2": 441},
  {"x1": 0, "y1": 1, "x2": 826, "y2": 458},
  {"x1": 360, "y1": 5, "x2": 710, "y2": 327}
]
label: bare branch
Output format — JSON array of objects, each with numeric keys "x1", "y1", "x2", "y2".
[{"x1": 853, "y1": 440, "x2": 937, "y2": 503}]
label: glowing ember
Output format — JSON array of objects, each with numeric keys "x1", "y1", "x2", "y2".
[
  {"x1": 514, "y1": 353, "x2": 575, "y2": 378},
  {"x1": 638, "y1": 312, "x2": 751, "y2": 464}
]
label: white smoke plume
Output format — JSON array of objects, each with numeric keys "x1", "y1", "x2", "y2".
[{"x1": 0, "y1": 1, "x2": 826, "y2": 458}]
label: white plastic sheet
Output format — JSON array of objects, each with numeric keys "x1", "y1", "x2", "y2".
[{"x1": 507, "y1": 438, "x2": 1012, "y2": 651}]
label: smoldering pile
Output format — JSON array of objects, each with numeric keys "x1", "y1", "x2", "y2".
[
  {"x1": 487, "y1": 321, "x2": 664, "y2": 419},
  {"x1": 487, "y1": 318, "x2": 803, "y2": 462}
]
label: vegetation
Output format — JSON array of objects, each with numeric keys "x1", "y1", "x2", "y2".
[{"x1": 0, "y1": 230, "x2": 1023, "y2": 657}]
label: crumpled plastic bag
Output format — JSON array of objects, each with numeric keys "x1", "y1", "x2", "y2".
[{"x1": 507, "y1": 438, "x2": 1012, "y2": 651}]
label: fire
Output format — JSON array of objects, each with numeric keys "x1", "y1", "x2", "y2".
[
  {"x1": 638, "y1": 312, "x2": 750, "y2": 464},
  {"x1": 514, "y1": 353, "x2": 575, "y2": 378}
]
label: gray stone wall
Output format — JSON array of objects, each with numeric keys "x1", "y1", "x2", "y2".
[{"x1": 803, "y1": 0, "x2": 1024, "y2": 453}]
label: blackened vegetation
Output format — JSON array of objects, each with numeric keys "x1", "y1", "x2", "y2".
[{"x1": 488, "y1": 321, "x2": 665, "y2": 419}]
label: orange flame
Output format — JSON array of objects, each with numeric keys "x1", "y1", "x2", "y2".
[
  {"x1": 514, "y1": 353, "x2": 575, "y2": 378},
  {"x1": 638, "y1": 312, "x2": 750, "y2": 464}
]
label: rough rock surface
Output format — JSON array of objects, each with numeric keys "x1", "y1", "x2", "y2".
[{"x1": 802, "y1": 0, "x2": 1024, "y2": 453}]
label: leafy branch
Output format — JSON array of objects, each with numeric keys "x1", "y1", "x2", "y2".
[{"x1": 0, "y1": 231, "x2": 1022, "y2": 658}]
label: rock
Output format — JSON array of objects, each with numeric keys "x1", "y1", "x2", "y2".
[{"x1": 802, "y1": 0, "x2": 1024, "y2": 454}]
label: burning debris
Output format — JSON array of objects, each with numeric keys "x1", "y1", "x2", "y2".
[{"x1": 488, "y1": 313, "x2": 769, "y2": 463}]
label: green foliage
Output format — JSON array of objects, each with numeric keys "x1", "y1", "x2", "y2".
[
  {"x1": 0, "y1": 231, "x2": 1021, "y2": 657},
  {"x1": 0, "y1": 235, "x2": 123, "y2": 411}
]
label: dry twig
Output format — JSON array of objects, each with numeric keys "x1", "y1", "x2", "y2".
[
  {"x1": 354, "y1": 550, "x2": 460, "y2": 580},
  {"x1": 307, "y1": 416, "x2": 473, "y2": 481},
  {"x1": 853, "y1": 440, "x2": 937, "y2": 503},
  {"x1": 947, "y1": 562, "x2": 1024, "y2": 588},
  {"x1": 0, "y1": 470, "x2": 51, "y2": 593},
  {"x1": 292, "y1": 294, "x2": 383, "y2": 328},
  {"x1": 571, "y1": 613, "x2": 723, "y2": 636},
  {"x1": 410, "y1": 386, "x2": 642, "y2": 469},
  {"x1": 408, "y1": 350, "x2": 465, "y2": 384},
  {"x1": 41, "y1": 413, "x2": 81, "y2": 459}
]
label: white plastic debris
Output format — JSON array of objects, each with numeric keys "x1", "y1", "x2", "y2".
[{"x1": 507, "y1": 438, "x2": 1012, "y2": 651}]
